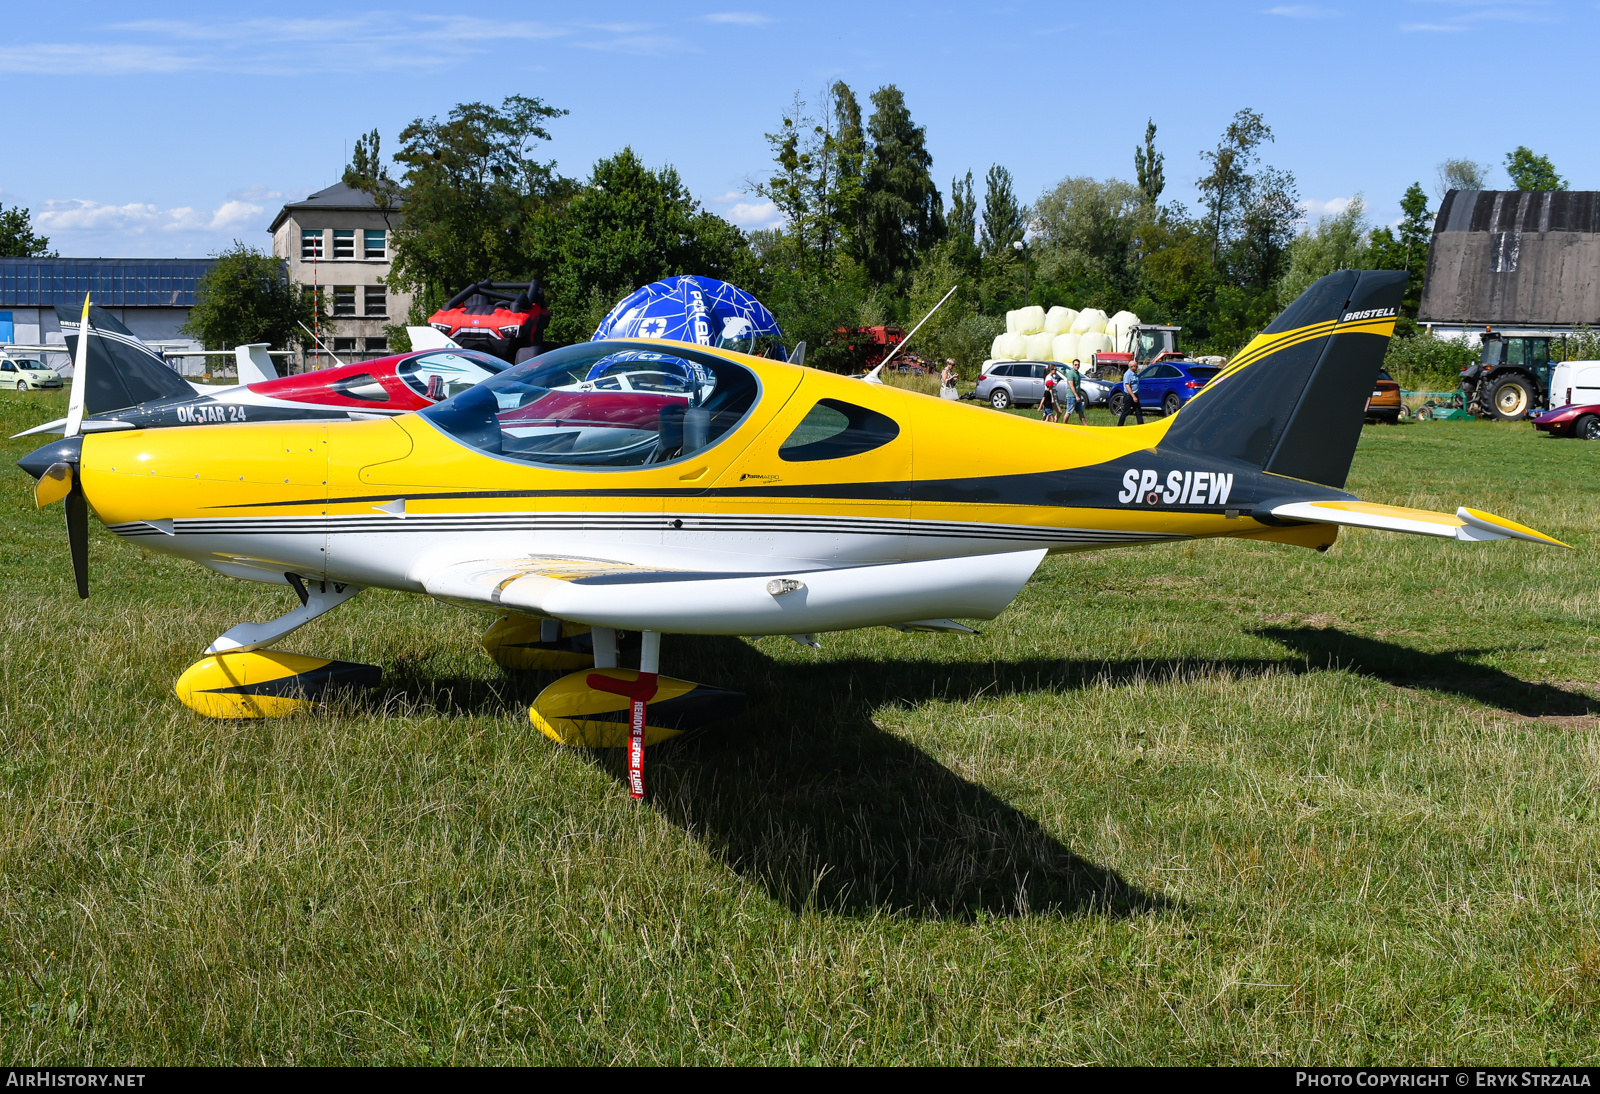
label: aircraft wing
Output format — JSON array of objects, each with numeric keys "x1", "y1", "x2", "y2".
[
  {"x1": 1268, "y1": 500, "x2": 1569, "y2": 547},
  {"x1": 420, "y1": 550, "x2": 1048, "y2": 635}
]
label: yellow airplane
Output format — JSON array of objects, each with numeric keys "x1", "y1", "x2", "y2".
[{"x1": 19, "y1": 271, "x2": 1566, "y2": 799}]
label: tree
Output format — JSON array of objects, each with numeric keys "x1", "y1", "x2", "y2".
[
  {"x1": 1504, "y1": 146, "x2": 1565, "y2": 191},
  {"x1": 1031, "y1": 176, "x2": 1143, "y2": 304},
  {"x1": 829, "y1": 82, "x2": 867, "y2": 256},
  {"x1": 1229, "y1": 165, "x2": 1300, "y2": 293},
  {"x1": 858, "y1": 85, "x2": 944, "y2": 288},
  {"x1": 0, "y1": 204, "x2": 50, "y2": 257},
  {"x1": 542, "y1": 148, "x2": 752, "y2": 343},
  {"x1": 182, "y1": 243, "x2": 325, "y2": 351},
  {"x1": 1436, "y1": 158, "x2": 1486, "y2": 196},
  {"x1": 1134, "y1": 119, "x2": 1164, "y2": 206},
  {"x1": 980, "y1": 164, "x2": 1023, "y2": 258},
  {"x1": 1197, "y1": 108, "x2": 1272, "y2": 266},
  {"x1": 342, "y1": 128, "x2": 401, "y2": 230},
  {"x1": 387, "y1": 94, "x2": 570, "y2": 319},
  {"x1": 1277, "y1": 195, "x2": 1371, "y2": 304},
  {"x1": 947, "y1": 170, "x2": 980, "y2": 273},
  {"x1": 1369, "y1": 182, "x2": 1432, "y2": 317}
]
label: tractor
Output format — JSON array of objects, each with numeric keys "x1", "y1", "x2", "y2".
[{"x1": 1458, "y1": 331, "x2": 1558, "y2": 421}]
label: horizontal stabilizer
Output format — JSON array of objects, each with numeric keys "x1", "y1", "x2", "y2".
[
  {"x1": 1269, "y1": 500, "x2": 1569, "y2": 547},
  {"x1": 421, "y1": 551, "x2": 1047, "y2": 635}
]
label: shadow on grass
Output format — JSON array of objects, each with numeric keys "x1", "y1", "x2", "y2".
[
  {"x1": 568, "y1": 638, "x2": 1181, "y2": 922},
  {"x1": 1256, "y1": 626, "x2": 1598, "y2": 717}
]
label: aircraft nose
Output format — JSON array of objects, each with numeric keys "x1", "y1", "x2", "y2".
[{"x1": 17, "y1": 435, "x2": 82, "y2": 480}]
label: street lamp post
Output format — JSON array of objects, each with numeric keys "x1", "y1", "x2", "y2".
[{"x1": 1012, "y1": 238, "x2": 1030, "y2": 307}]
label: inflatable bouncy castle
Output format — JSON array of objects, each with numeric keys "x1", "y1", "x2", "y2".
[{"x1": 593, "y1": 275, "x2": 791, "y2": 360}]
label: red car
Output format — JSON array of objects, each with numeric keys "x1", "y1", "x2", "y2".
[{"x1": 1531, "y1": 402, "x2": 1600, "y2": 440}]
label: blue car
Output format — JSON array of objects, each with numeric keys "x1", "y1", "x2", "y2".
[{"x1": 1108, "y1": 360, "x2": 1222, "y2": 418}]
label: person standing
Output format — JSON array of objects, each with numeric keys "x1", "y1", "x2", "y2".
[
  {"x1": 1117, "y1": 360, "x2": 1145, "y2": 426},
  {"x1": 1060, "y1": 358, "x2": 1088, "y2": 426},
  {"x1": 1041, "y1": 364, "x2": 1061, "y2": 422},
  {"x1": 940, "y1": 358, "x2": 959, "y2": 400}
]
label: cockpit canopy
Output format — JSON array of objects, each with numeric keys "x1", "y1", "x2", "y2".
[{"x1": 421, "y1": 341, "x2": 760, "y2": 468}]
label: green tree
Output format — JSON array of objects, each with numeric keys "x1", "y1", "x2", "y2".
[
  {"x1": 342, "y1": 128, "x2": 401, "y2": 230},
  {"x1": 0, "y1": 203, "x2": 50, "y2": 257},
  {"x1": 1369, "y1": 182, "x2": 1432, "y2": 317},
  {"x1": 1031, "y1": 176, "x2": 1143, "y2": 305},
  {"x1": 947, "y1": 170, "x2": 980, "y2": 273},
  {"x1": 1437, "y1": 158, "x2": 1486, "y2": 196},
  {"x1": 387, "y1": 94, "x2": 570, "y2": 320},
  {"x1": 1504, "y1": 146, "x2": 1565, "y2": 191},
  {"x1": 829, "y1": 82, "x2": 867, "y2": 256},
  {"x1": 1228, "y1": 165, "x2": 1300, "y2": 293},
  {"x1": 1134, "y1": 119, "x2": 1164, "y2": 206},
  {"x1": 980, "y1": 164, "x2": 1023, "y2": 258},
  {"x1": 1197, "y1": 108, "x2": 1272, "y2": 266},
  {"x1": 182, "y1": 243, "x2": 325, "y2": 351},
  {"x1": 858, "y1": 85, "x2": 944, "y2": 288},
  {"x1": 1277, "y1": 195, "x2": 1371, "y2": 305},
  {"x1": 542, "y1": 149, "x2": 752, "y2": 343}
]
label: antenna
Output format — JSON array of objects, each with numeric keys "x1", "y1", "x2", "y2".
[{"x1": 863, "y1": 284, "x2": 957, "y2": 384}]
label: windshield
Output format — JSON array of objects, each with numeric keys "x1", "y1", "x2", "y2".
[
  {"x1": 1187, "y1": 366, "x2": 1221, "y2": 379},
  {"x1": 15, "y1": 360, "x2": 47, "y2": 371},
  {"x1": 716, "y1": 317, "x2": 790, "y2": 360},
  {"x1": 421, "y1": 341, "x2": 759, "y2": 468},
  {"x1": 397, "y1": 350, "x2": 510, "y2": 402}
]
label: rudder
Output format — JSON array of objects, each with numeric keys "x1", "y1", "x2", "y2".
[{"x1": 1158, "y1": 270, "x2": 1406, "y2": 489}]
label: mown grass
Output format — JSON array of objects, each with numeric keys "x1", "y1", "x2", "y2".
[{"x1": 3, "y1": 389, "x2": 1599, "y2": 1064}]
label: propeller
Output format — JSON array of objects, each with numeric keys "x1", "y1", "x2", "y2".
[{"x1": 18, "y1": 294, "x2": 93, "y2": 598}]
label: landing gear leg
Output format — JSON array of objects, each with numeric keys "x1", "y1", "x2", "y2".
[{"x1": 176, "y1": 574, "x2": 378, "y2": 718}]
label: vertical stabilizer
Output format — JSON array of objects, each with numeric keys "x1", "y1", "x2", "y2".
[{"x1": 1157, "y1": 270, "x2": 1406, "y2": 489}]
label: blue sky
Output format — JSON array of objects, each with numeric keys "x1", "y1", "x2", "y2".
[{"x1": 1, "y1": 0, "x2": 1589, "y2": 258}]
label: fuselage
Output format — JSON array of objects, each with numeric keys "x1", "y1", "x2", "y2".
[{"x1": 78, "y1": 340, "x2": 1349, "y2": 595}]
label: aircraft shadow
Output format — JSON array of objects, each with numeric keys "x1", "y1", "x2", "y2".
[
  {"x1": 574, "y1": 639, "x2": 1182, "y2": 921},
  {"x1": 1255, "y1": 626, "x2": 1597, "y2": 717}
]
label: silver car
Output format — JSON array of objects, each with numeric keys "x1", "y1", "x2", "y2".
[{"x1": 974, "y1": 361, "x2": 1050, "y2": 410}]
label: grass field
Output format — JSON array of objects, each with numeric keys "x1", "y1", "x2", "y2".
[{"x1": 3, "y1": 388, "x2": 1600, "y2": 1064}]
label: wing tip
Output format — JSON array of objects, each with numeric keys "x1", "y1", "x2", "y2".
[{"x1": 1456, "y1": 507, "x2": 1571, "y2": 549}]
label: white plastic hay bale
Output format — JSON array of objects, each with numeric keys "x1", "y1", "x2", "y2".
[
  {"x1": 1024, "y1": 331, "x2": 1054, "y2": 360},
  {"x1": 1076, "y1": 331, "x2": 1113, "y2": 358},
  {"x1": 1005, "y1": 310, "x2": 1023, "y2": 335},
  {"x1": 1070, "y1": 309, "x2": 1108, "y2": 335},
  {"x1": 1013, "y1": 305, "x2": 1045, "y2": 335},
  {"x1": 991, "y1": 334, "x2": 1009, "y2": 360},
  {"x1": 996, "y1": 332, "x2": 1027, "y2": 360},
  {"x1": 1105, "y1": 310, "x2": 1141, "y2": 352},
  {"x1": 1051, "y1": 332, "x2": 1081, "y2": 363},
  {"x1": 1044, "y1": 306, "x2": 1077, "y2": 335}
]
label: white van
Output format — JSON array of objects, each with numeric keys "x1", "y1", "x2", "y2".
[{"x1": 1548, "y1": 360, "x2": 1600, "y2": 409}]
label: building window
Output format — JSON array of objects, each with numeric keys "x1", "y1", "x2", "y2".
[
  {"x1": 365, "y1": 337, "x2": 389, "y2": 354},
  {"x1": 332, "y1": 286, "x2": 356, "y2": 316},
  {"x1": 301, "y1": 230, "x2": 323, "y2": 260},
  {"x1": 332, "y1": 337, "x2": 358, "y2": 354},
  {"x1": 333, "y1": 230, "x2": 355, "y2": 259},
  {"x1": 364, "y1": 229, "x2": 386, "y2": 259},
  {"x1": 364, "y1": 285, "x2": 387, "y2": 317}
]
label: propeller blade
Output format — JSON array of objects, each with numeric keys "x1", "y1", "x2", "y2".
[
  {"x1": 34, "y1": 462, "x2": 73, "y2": 508},
  {"x1": 65, "y1": 478, "x2": 89, "y2": 599}
]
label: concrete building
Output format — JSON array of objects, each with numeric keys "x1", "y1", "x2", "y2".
[
  {"x1": 269, "y1": 182, "x2": 412, "y2": 364},
  {"x1": 0, "y1": 257, "x2": 215, "y2": 370},
  {"x1": 1419, "y1": 189, "x2": 1600, "y2": 343}
]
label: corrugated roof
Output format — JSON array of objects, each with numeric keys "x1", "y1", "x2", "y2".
[
  {"x1": 1419, "y1": 190, "x2": 1600, "y2": 327},
  {"x1": 0, "y1": 257, "x2": 222, "y2": 308},
  {"x1": 268, "y1": 181, "x2": 388, "y2": 233}
]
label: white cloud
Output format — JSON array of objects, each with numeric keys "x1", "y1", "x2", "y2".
[
  {"x1": 721, "y1": 200, "x2": 784, "y2": 230},
  {"x1": 703, "y1": 12, "x2": 773, "y2": 25},
  {"x1": 36, "y1": 197, "x2": 266, "y2": 236},
  {"x1": 1265, "y1": 5, "x2": 1340, "y2": 16},
  {"x1": 1301, "y1": 197, "x2": 1353, "y2": 218}
]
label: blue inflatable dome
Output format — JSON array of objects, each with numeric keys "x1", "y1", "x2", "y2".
[{"x1": 592, "y1": 275, "x2": 790, "y2": 360}]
